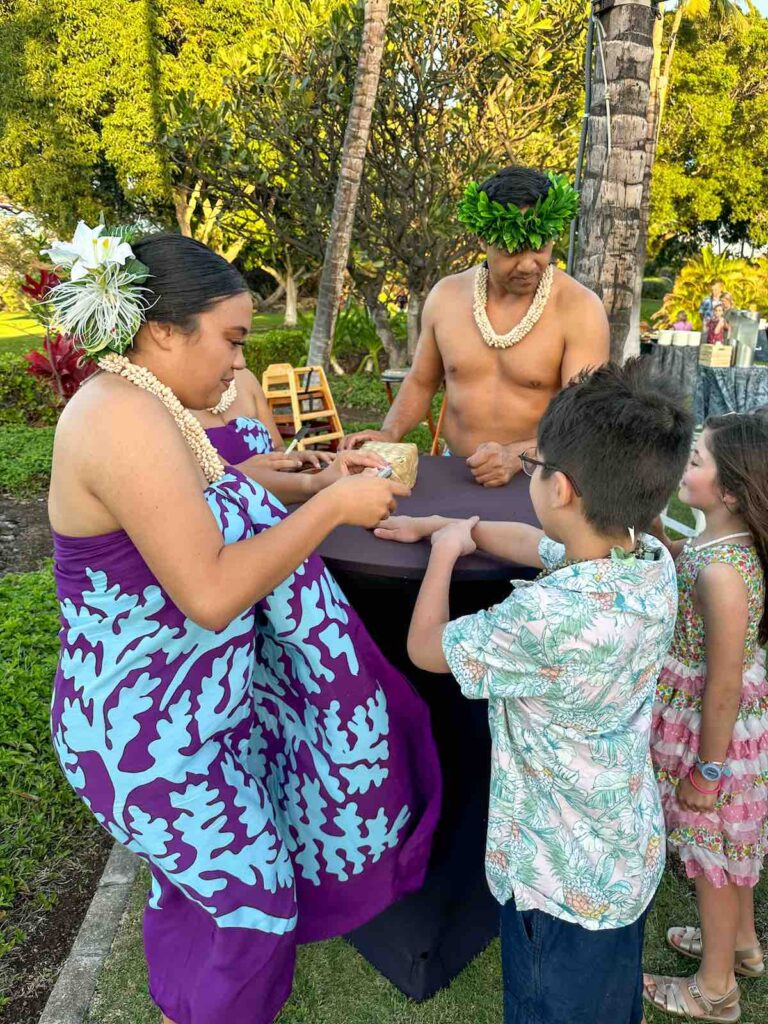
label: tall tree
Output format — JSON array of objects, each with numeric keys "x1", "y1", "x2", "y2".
[
  {"x1": 648, "y1": 12, "x2": 768, "y2": 260},
  {"x1": 307, "y1": 0, "x2": 390, "y2": 369},
  {"x1": 654, "y1": 0, "x2": 747, "y2": 141},
  {"x1": 575, "y1": 2, "x2": 656, "y2": 361}
]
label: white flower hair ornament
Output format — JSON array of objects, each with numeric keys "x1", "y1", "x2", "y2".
[{"x1": 43, "y1": 221, "x2": 151, "y2": 357}]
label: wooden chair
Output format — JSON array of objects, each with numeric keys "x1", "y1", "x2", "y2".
[{"x1": 261, "y1": 363, "x2": 344, "y2": 450}]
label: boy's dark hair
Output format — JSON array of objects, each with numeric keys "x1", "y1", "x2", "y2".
[
  {"x1": 479, "y1": 165, "x2": 551, "y2": 209},
  {"x1": 537, "y1": 359, "x2": 694, "y2": 533}
]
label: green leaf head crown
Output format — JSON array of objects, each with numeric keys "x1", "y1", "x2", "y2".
[{"x1": 457, "y1": 172, "x2": 580, "y2": 254}]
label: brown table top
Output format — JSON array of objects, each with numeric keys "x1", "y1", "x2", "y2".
[{"x1": 317, "y1": 455, "x2": 540, "y2": 581}]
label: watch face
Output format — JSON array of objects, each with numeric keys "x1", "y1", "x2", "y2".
[{"x1": 700, "y1": 763, "x2": 722, "y2": 782}]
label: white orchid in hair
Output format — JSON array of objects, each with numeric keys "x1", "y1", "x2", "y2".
[
  {"x1": 42, "y1": 220, "x2": 151, "y2": 358},
  {"x1": 44, "y1": 221, "x2": 135, "y2": 281}
]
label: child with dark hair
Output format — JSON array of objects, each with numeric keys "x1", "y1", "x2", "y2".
[
  {"x1": 645, "y1": 413, "x2": 768, "y2": 1023},
  {"x1": 375, "y1": 359, "x2": 694, "y2": 1024}
]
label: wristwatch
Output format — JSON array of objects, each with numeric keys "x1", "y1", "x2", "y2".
[{"x1": 695, "y1": 756, "x2": 730, "y2": 783}]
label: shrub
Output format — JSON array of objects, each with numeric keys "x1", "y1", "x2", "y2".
[
  {"x1": 243, "y1": 328, "x2": 308, "y2": 382},
  {"x1": 641, "y1": 277, "x2": 673, "y2": 300},
  {"x1": 0, "y1": 353, "x2": 60, "y2": 427},
  {"x1": 654, "y1": 248, "x2": 768, "y2": 329},
  {"x1": 0, "y1": 426, "x2": 55, "y2": 496}
]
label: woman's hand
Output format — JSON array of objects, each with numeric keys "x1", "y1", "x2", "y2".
[
  {"x1": 430, "y1": 517, "x2": 479, "y2": 558},
  {"x1": 283, "y1": 449, "x2": 336, "y2": 471},
  {"x1": 314, "y1": 449, "x2": 388, "y2": 486},
  {"x1": 326, "y1": 473, "x2": 410, "y2": 529},
  {"x1": 248, "y1": 451, "x2": 305, "y2": 472},
  {"x1": 676, "y1": 770, "x2": 718, "y2": 813}
]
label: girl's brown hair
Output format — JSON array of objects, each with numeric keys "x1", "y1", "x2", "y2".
[{"x1": 707, "y1": 413, "x2": 768, "y2": 644}]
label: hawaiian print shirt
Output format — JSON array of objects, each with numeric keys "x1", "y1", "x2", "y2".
[{"x1": 442, "y1": 535, "x2": 676, "y2": 930}]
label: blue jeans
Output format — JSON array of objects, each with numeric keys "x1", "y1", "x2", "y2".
[{"x1": 500, "y1": 899, "x2": 649, "y2": 1024}]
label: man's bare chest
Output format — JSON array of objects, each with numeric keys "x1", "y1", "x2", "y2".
[{"x1": 435, "y1": 306, "x2": 565, "y2": 391}]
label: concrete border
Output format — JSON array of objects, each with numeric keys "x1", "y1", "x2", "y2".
[{"x1": 38, "y1": 842, "x2": 139, "y2": 1024}]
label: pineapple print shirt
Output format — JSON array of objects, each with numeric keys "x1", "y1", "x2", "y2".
[{"x1": 442, "y1": 535, "x2": 676, "y2": 930}]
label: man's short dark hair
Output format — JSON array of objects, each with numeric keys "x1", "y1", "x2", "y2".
[
  {"x1": 479, "y1": 165, "x2": 551, "y2": 209},
  {"x1": 537, "y1": 359, "x2": 694, "y2": 533}
]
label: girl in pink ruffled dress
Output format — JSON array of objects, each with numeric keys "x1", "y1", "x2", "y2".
[{"x1": 645, "y1": 413, "x2": 768, "y2": 1023}]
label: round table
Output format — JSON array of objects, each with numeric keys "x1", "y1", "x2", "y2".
[
  {"x1": 319, "y1": 453, "x2": 541, "y2": 581},
  {"x1": 316, "y1": 456, "x2": 540, "y2": 1000}
]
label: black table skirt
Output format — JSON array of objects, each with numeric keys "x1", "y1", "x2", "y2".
[{"x1": 340, "y1": 571, "x2": 529, "y2": 1000}]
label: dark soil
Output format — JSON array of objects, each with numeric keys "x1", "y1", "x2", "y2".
[
  {"x1": 0, "y1": 495, "x2": 52, "y2": 575},
  {"x1": 0, "y1": 832, "x2": 112, "y2": 1024}
]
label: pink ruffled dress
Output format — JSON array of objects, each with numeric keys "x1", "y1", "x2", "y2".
[{"x1": 651, "y1": 541, "x2": 767, "y2": 888}]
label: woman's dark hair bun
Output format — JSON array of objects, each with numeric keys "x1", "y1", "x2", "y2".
[{"x1": 133, "y1": 234, "x2": 248, "y2": 330}]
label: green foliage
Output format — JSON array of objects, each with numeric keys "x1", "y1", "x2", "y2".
[
  {"x1": 654, "y1": 248, "x2": 768, "y2": 329},
  {"x1": 243, "y1": 328, "x2": 309, "y2": 382},
  {"x1": 0, "y1": 425, "x2": 54, "y2": 496},
  {"x1": 649, "y1": 14, "x2": 768, "y2": 255},
  {"x1": 457, "y1": 173, "x2": 580, "y2": 254},
  {"x1": 641, "y1": 277, "x2": 673, "y2": 301},
  {"x1": 332, "y1": 304, "x2": 384, "y2": 373},
  {"x1": 0, "y1": 567, "x2": 100, "y2": 966},
  {"x1": 0, "y1": 352, "x2": 60, "y2": 427}
]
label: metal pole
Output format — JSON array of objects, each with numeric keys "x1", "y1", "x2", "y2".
[{"x1": 566, "y1": 9, "x2": 595, "y2": 276}]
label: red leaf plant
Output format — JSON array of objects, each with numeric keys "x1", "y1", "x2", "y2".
[
  {"x1": 21, "y1": 267, "x2": 61, "y2": 302},
  {"x1": 25, "y1": 333, "x2": 96, "y2": 401}
]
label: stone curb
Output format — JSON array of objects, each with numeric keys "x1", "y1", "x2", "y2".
[{"x1": 38, "y1": 842, "x2": 140, "y2": 1024}]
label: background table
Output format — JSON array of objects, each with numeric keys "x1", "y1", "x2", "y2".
[
  {"x1": 318, "y1": 456, "x2": 540, "y2": 1000},
  {"x1": 694, "y1": 365, "x2": 768, "y2": 421},
  {"x1": 644, "y1": 344, "x2": 700, "y2": 407}
]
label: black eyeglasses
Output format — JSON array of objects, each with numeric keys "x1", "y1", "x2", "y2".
[{"x1": 518, "y1": 448, "x2": 582, "y2": 497}]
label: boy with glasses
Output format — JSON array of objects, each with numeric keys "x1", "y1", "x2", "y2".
[{"x1": 375, "y1": 360, "x2": 693, "y2": 1024}]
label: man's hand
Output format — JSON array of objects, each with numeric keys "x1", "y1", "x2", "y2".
[
  {"x1": 338, "y1": 428, "x2": 396, "y2": 451},
  {"x1": 431, "y1": 517, "x2": 479, "y2": 558},
  {"x1": 466, "y1": 442, "x2": 521, "y2": 487}
]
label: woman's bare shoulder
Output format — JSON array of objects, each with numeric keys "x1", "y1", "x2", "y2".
[{"x1": 54, "y1": 372, "x2": 187, "y2": 465}]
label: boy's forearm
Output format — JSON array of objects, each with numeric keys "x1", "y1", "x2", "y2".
[
  {"x1": 407, "y1": 546, "x2": 456, "y2": 672},
  {"x1": 472, "y1": 522, "x2": 544, "y2": 567}
]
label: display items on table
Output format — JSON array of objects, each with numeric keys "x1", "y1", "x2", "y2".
[
  {"x1": 699, "y1": 343, "x2": 733, "y2": 368},
  {"x1": 361, "y1": 441, "x2": 419, "y2": 488}
]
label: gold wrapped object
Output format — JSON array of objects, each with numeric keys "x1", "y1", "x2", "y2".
[{"x1": 361, "y1": 441, "x2": 419, "y2": 488}]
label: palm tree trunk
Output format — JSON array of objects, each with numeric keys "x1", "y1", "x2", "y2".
[
  {"x1": 637, "y1": 7, "x2": 665, "y2": 302},
  {"x1": 574, "y1": 2, "x2": 656, "y2": 362},
  {"x1": 307, "y1": 0, "x2": 390, "y2": 369},
  {"x1": 656, "y1": 4, "x2": 684, "y2": 139}
]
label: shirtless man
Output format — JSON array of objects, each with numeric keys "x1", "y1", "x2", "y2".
[{"x1": 340, "y1": 165, "x2": 609, "y2": 486}]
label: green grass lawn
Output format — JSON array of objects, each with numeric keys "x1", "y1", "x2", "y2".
[
  {"x1": 87, "y1": 860, "x2": 768, "y2": 1023},
  {"x1": 0, "y1": 568, "x2": 105, "y2": 1007},
  {"x1": 641, "y1": 296, "x2": 663, "y2": 325},
  {"x1": 0, "y1": 311, "x2": 45, "y2": 356}
]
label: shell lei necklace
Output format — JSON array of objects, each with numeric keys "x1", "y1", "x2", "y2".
[
  {"x1": 208, "y1": 380, "x2": 237, "y2": 415},
  {"x1": 473, "y1": 262, "x2": 554, "y2": 349},
  {"x1": 98, "y1": 353, "x2": 226, "y2": 484}
]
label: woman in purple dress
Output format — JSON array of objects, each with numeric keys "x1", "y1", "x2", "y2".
[{"x1": 46, "y1": 229, "x2": 440, "y2": 1024}]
